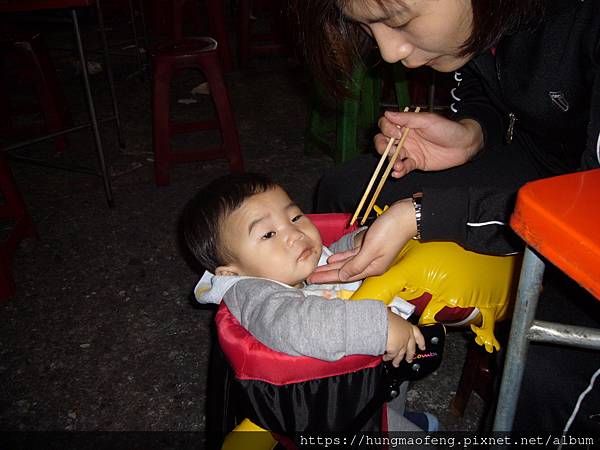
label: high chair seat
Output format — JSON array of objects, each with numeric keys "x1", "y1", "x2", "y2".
[
  {"x1": 217, "y1": 303, "x2": 382, "y2": 385},
  {"x1": 216, "y1": 302, "x2": 387, "y2": 441},
  {"x1": 493, "y1": 169, "x2": 600, "y2": 431}
]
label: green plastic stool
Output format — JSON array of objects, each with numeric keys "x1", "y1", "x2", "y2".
[{"x1": 305, "y1": 61, "x2": 410, "y2": 164}]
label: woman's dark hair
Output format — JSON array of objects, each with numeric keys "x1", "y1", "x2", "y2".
[
  {"x1": 290, "y1": 0, "x2": 546, "y2": 97},
  {"x1": 181, "y1": 173, "x2": 278, "y2": 272}
]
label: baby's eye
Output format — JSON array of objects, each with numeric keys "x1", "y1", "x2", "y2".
[
  {"x1": 387, "y1": 16, "x2": 412, "y2": 29},
  {"x1": 291, "y1": 214, "x2": 303, "y2": 222},
  {"x1": 262, "y1": 231, "x2": 276, "y2": 240},
  {"x1": 391, "y1": 21, "x2": 410, "y2": 29}
]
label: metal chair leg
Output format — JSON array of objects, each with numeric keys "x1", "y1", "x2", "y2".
[
  {"x1": 72, "y1": 9, "x2": 114, "y2": 207},
  {"x1": 95, "y1": 0, "x2": 125, "y2": 150},
  {"x1": 127, "y1": 0, "x2": 145, "y2": 79},
  {"x1": 493, "y1": 247, "x2": 545, "y2": 431}
]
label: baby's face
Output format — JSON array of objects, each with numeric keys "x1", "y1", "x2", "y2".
[{"x1": 217, "y1": 187, "x2": 322, "y2": 287}]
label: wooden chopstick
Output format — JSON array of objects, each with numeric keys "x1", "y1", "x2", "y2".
[
  {"x1": 358, "y1": 106, "x2": 421, "y2": 226},
  {"x1": 350, "y1": 106, "x2": 410, "y2": 226}
]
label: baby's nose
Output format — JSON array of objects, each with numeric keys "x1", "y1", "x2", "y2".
[{"x1": 287, "y1": 228, "x2": 305, "y2": 245}]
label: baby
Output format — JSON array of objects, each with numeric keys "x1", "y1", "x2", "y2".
[{"x1": 182, "y1": 172, "x2": 424, "y2": 365}]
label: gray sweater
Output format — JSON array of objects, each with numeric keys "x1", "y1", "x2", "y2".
[
  {"x1": 195, "y1": 229, "x2": 388, "y2": 361},
  {"x1": 222, "y1": 278, "x2": 387, "y2": 361}
]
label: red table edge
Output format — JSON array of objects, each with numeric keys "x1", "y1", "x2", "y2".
[{"x1": 510, "y1": 170, "x2": 600, "y2": 299}]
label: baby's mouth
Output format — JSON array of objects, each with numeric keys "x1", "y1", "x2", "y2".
[{"x1": 297, "y1": 247, "x2": 315, "y2": 262}]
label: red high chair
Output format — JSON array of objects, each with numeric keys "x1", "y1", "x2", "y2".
[
  {"x1": 493, "y1": 169, "x2": 600, "y2": 431},
  {"x1": 211, "y1": 214, "x2": 445, "y2": 449}
]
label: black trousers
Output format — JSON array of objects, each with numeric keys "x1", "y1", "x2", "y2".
[{"x1": 512, "y1": 267, "x2": 600, "y2": 432}]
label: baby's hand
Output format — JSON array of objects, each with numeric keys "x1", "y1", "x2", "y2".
[{"x1": 384, "y1": 311, "x2": 426, "y2": 367}]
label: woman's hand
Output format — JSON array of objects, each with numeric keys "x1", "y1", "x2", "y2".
[
  {"x1": 308, "y1": 199, "x2": 416, "y2": 284},
  {"x1": 375, "y1": 111, "x2": 484, "y2": 178}
]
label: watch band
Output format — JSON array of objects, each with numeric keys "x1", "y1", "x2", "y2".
[{"x1": 412, "y1": 192, "x2": 423, "y2": 240}]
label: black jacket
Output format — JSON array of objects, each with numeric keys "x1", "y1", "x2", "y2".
[{"x1": 423, "y1": 0, "x2": 600, "y2": 255}]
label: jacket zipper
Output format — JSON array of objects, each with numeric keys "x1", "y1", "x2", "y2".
[
  {"x1": 472, "y1": 53, "x2": 518, "y2": 145},
  {"x1": 549, "y1": 91, "x2": 570, "y2": 112},
  {"x1": 506, "y1": 112, "x2": 517, "y2": 144},
  {"x1": 495, "y1": 47, "x2": 518, "y2": 145}
]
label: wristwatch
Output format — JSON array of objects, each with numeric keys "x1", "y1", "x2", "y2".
[{"x1": 412, "y1": 192, "x2": 423, "y2": 240}]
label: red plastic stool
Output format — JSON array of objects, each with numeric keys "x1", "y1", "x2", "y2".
[
  {"x1": 0, "y1": 155, "x2": 36, "y2": 302},
  {"x1": 237, "y1": 0, "x2": 288, "y2": 68},
  {"x1": 0, "y1": 31, "x2": 71, "y2": 152},
  {"x1": 144, "y1": 0, "x2": 202, "y2": 39},
  {"x1": 152, "y1": 37, "x2": 244, "y2": 186},
  {"x1": 450, "y1": 343, "x2": 495, "y2": 417},
  {"x1": 144, "y1": 0, "x2": 233, "y2": 71}
]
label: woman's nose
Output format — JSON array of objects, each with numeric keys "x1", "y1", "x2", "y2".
[{"x1": 371, "y1": 24, "x2": 413, "y2": 63}]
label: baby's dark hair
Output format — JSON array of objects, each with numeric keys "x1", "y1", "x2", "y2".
[{"x1": 182, "y1": 173, "x2": 279, "y2": 272}]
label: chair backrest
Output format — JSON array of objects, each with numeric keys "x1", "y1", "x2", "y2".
[{"x1": 306, "y1": 213, "x2": 358, "y2": 246}]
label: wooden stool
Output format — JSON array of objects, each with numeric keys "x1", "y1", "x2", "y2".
[
  {"x1": 152, "y1": 37, "x2": 243, "y2": 186},
  {"x1": 493, "y1": 169, "x2": 600, "y2": 430},
  {"x1": 0, "y1": 155, "x2": 36, "y2": 302}
]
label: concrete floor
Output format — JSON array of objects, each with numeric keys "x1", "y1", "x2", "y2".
[{"x1": 0, "y1": 10, "x2": 487, "y2": 447}]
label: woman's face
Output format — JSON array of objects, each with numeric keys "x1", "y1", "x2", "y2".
[{"x1": 343, "y1": 0, "x2": 474, "y2": 72}]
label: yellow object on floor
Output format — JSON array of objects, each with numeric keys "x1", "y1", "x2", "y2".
[{"x1": 221, "y1": 418, "x2": 278, "y2": 450}]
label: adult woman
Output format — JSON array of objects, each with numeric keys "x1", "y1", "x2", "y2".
[
  {"x1": 294, "y1": 0, "x2": 599, "y2": 279},
  {"x1": 293, "y1": 0, "x2": 600, "y2": 432}
]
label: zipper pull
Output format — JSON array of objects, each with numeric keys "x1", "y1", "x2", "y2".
[
  {"x1": 549, "y1": 91, "x2": 569, "y2": 112},
  {"x1": 506, "y1": 112, "x2": 517, "y2": 143}
]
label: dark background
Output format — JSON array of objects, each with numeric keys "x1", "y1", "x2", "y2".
[{"x1": 0, "y1": 1, "x2": 485, "y2": 444}]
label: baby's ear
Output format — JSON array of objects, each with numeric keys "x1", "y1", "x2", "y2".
[{"x1": 215, "y1": 265, "x2": 239, "y2": 276}]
